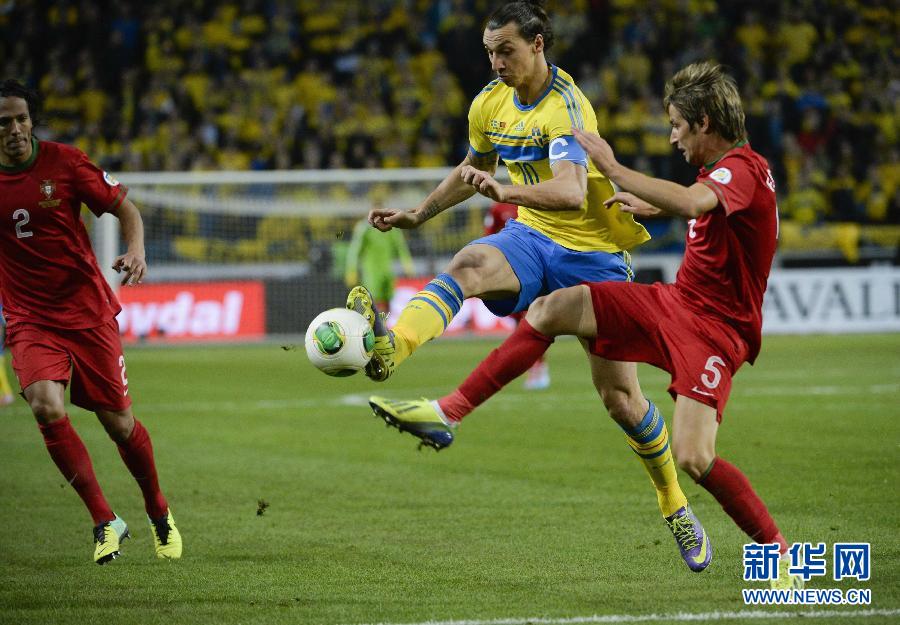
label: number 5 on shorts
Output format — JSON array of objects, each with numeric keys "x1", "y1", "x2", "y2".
[{"x1": 701, "y1": 356, "x2": 726, "y2": 390}]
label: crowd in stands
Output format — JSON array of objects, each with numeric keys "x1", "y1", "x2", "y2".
[{"x1": 1, "y1": 0, "x2": 897, "y2": 241}]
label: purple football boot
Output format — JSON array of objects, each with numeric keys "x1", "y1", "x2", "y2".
[{"x1": 665, "y1": 505, "x2": 712, "y2": 572}]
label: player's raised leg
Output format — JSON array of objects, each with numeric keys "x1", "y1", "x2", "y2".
[
  {"x1": 440, "y1": 286, "x2": 591, "y2": 422},
  {"x1": 671, "y1": 396, "x2": 798, "y2": 585},
  {"x1": 98, "y1": 407, "x2": 182, "y2": 560},
  {"x1": 349, "y1": 243, "x2": 518, "y2": 381},
  {"x1": 377, "y1": 287, "x2": 583, "y2": 450}
]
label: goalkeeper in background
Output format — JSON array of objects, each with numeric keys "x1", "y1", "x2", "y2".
[{"x1": 344, "y1": 189, "x2": 414, "y2": 314}]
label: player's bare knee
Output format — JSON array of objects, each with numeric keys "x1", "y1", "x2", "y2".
[
  {"x1": 446, "y1": 251, "x2": 485, "y2": 294},
  {"x1": 98, "y1": 410, "x2": 135, "y2": 443},
  {"x1": 674, "y1": 447, "x2": 712, "y2": 482},
  {"x1": 524, "y1": 295, "x2": 557, "y2": 335},
  {"x1": 599, "y1": 390, "x2": 634, "y2": 425},
  {"x1": 29, "y1": 398, "x2": 66, "y2": 424}
]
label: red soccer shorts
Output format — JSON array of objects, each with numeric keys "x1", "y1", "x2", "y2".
[
  {"x1": 586, "y1": 281, "x2": 750, "y2": 421},
  {"x1": 7, "y1": 317, "x2": 132, "y2": 412}
]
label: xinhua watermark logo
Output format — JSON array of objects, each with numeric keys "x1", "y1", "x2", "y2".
[{"x1": 741, "y1": 542, "x2": 871, "y2": 605}]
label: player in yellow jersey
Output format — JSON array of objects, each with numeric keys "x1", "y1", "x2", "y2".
[{"x1": 347, "y1": 0, "x2": 710, "y2": 572}]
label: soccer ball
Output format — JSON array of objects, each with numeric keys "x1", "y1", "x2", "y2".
[{"x1": 305, "y1": 308, "x2": 375, "y2": 377}]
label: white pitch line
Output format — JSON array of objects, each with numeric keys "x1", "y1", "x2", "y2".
[{"x1": 347, "y1": 608, "x2": 899, "y2": 625}]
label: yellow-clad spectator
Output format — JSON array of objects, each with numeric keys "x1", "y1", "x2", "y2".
[
  {"x1": 856, "y1": 166, "x2": 890, "y2": 223},
  {"x1": 181, "y1": 54, "x2": 212, "y2": 113},
  {"x1": 778, "y1": 10, "x2": 818, "y2": 67},
  {"x1": 781, "y1": 167, "x2": 828, "y2": 225},
  {"x1": 412, "y1": 138, "x2": 445, "y2": 169},
  {"x1": 79, "y1": 76, "x2": 107, "y2": 125},
  {"x1": 42, "y1": 74, "x2": 81, "y2": 138},
  {"x1": 876, "y1": 148, "x2": 899, "y2": 199},
  {"x1": 617, "y1": 41, "x2": 652, "y2": 91},
  {"x1": 293, "y1": 60, "x2": 338, "y2": 124},
  {"x1": 608, "y1": 96, "x2": 644, "y2": 164},
  {"x1": 735, "y1": 11, "x2": 767, "y2": 61}
]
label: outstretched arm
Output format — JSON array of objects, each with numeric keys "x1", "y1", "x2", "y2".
[
  {"x1": 573, "y1": 128, "x2": 717, "y2": 218},
  {"x1": 369, "y1": 151, "x2": 499, "y2": 231},
  {"x1": 109, "y1": 198, "x2": 146, "y2": 286}
]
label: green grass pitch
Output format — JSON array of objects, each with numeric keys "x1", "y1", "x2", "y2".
[{"x1": 0, "y1": 333, "x2": 897, "y2": 625}]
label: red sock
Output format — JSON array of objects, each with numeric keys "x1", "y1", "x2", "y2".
[
  {"x1": 116, "y1": 418, "x2": 168, "y2": 519},
  {"x1": 439, "y1": 319, "x2": 553, "y2": 422},
  {"x1": 700, "y1": 456, "x2": 789, "y2": 553},
  {"x1": 39, "y1": 416, "x2": 114, "y2": 526}
]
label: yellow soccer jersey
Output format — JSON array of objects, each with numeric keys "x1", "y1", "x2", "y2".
[{"x1": 468, "y1": 65, "x2": 650, "y2": 252}]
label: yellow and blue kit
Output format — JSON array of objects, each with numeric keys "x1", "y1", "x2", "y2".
[
  {"x1": 386, "y1": 65, "x2": 653, "y2": 361},
  {"x1": 467, "y1": 64, "x2": 649, "y2": 253}
]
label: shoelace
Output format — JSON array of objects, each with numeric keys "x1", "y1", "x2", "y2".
[
  {"x1": 669, "y1": 515, "x2": 700, "y2": 550},
  {"x1": 151, "y1": 516, "x2": 170, "y2": 545},
  {"x1": 93, "y1": 523, "x2": 109, "y2": 545}
]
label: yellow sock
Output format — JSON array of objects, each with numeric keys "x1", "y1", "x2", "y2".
[
  {"x1": 624, "y1": 401, "x2": 688, "y2": 518},
  {"x1": 391, "y1": 273, "x2": 463, "y2": 366},
  {"x1": 0, "y1": 355, "x2": 13, "y2": 397}
]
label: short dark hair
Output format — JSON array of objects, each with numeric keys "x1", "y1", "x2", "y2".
[
  {"x1": 0, "y1": 79, "x2": 42, "y2": 127},
  {"x1": 486, "y1": 0, "x2": 554, "y2": 52}
]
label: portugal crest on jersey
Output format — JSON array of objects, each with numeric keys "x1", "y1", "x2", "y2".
[{"x1": 40, "y1": 179, "x2": 55, "y2": 199}]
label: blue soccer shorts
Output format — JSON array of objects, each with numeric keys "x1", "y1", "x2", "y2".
[{"x1": 467, "y1": 219, "x2": 633, "y2": 316}]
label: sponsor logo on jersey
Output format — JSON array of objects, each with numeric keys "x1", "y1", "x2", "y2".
[
  {"x1": 710, "y1": 167, "x2": 732, "y2": 184},
  {"x1": 514, "y1": 120, "x2": 525, "y2": 132},
  {"x1": 40, "y1": 179, "x2": 55, "y2": 199},
  {"x1": 103, "y1": 171, "x2": 120, "y2": 187}
]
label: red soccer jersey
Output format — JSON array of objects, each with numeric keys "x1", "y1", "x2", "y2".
[
  {"x1": 484, "y1": 201, "x2": 519, "y2": 235},
  {"x1": 0, "y1": 139, "x2": 128, "y2": 331},
  {"x1": 674, "y1": 142, "x2": 778, "y2": 363}
]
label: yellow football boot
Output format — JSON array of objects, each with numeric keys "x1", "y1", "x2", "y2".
[
  {"x1": 368, "y1": 395, "x2": 454, "y2": 450},
  {"x1": 93, "y1": 515, "x2": 129, "y2": 565},
  {"x1": 346, "y1": 286, "x2": 396, "y2": 381},
  {"x1": 771, "y1": 555, "x2": 804, "y2": 590},
  {"x1": 150, "y1": 510, "x2": 182, "y2": 560}
]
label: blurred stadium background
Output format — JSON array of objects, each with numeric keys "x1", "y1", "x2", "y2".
[{"x1": 1, "y1": 0, "x2": 897, "y2": 342}]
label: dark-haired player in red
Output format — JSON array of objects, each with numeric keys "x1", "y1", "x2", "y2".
[
  {"x1": 484, "y1": 201, "x2": 549, "y2": 389},
  {"x1": 0, "y1": 79, "x2": 181, "y2": 564}
]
